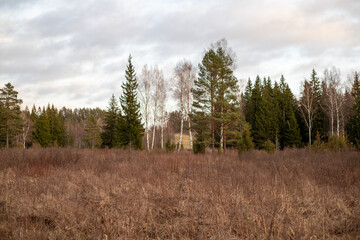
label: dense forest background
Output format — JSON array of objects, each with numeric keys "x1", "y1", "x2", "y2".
[{"x1": 1, "y1": 39, "x2": 359, "y2": 152}]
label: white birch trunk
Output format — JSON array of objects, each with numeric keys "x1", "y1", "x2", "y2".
[{"x1": 178, "y1": 116, "x2": 183, "y2": 152}]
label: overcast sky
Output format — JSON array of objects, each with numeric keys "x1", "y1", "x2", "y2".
[{"x1": 1, "y1": 0, "x2": 359, "y2": 109}]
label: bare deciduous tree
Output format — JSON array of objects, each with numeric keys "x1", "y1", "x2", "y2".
[
  {"x1": 151, "y1": 66, "x2": 164, "y2": 149},
  {"x1": 299, "y1": 80, "x2": 316, "y2": 146},
  {"x1": 21, "y1": 106, "x2": 32, "y2": 148},
  {"x1": 322, "y1": 67, "x2": 344, "y2": 136},
  {"x1": 158, "y1": 75, "x2": 168, "y2": 149},
  {"x1": 173, "y1": 60, "x2": 195, "y2": 152},
  {"x1": 138, "y1": 65, "x2": 152, "y2": 151}
]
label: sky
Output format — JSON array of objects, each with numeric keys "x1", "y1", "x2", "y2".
[{"x1": 0, "y1": 0, "x2": 359, "y2": 110}]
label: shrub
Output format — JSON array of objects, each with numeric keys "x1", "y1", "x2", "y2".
[
  {"x1": 193, "y1": 140, "x2": 205, "y2": 154},
  {"x1": 238, "y1": 123, "x2": 254, "y2": 154},
  {"x1": 312, "y1": 132, "x2": 325, "y2": 151},
  {"x1": 327, "y1": 135, "x2": 348, "y2": 151},
  {"x1": 264, "y1": 139, "x2": 275, "y2": 154},
  {"x1": 165, "y1": 139, "x2": 176, "y2": 152}
]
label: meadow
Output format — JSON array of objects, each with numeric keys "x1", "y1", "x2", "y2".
[{"x1": 0, "y1": 148, "x2": 359, "y2": 239}]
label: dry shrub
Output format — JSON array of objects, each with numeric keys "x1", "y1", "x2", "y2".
[{"x1": 0, "y1": 148, "x2": 359, "y2": 239}]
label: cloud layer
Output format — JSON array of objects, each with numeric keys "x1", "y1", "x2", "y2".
[{"x1": 0, "y1": 0, "x2": 359, "y2": 109}]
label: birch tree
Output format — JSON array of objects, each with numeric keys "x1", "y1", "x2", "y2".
[
  {"x1": 173, "y1": 61, "x2": 188, "y2": 152},
  {"x1": 138, "y1": 65, "x2": 152, "y2": 151},
  {"x1": 299, "y1": 80, "x2": 316, "y2": 146},
  {"x1": 158, "y1": 75, "x2": 168, "y2": 149},
  {"x1": 322, "y1": 67, "x2": 344, "y2": 136},
  {"x1": 21, "y1": 106, "x2": 32, "y2": 148},
  {"x1": 151, "y1": 66, "x2": 163, "y2": 149},
  {"x1": 184, "y1": 62, "x2": 196, "y2": 150}
]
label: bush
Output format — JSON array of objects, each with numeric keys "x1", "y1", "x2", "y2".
[
  {"x1": 238, "y1": 123, "x2": 254, "y2": 154},
  {"x1": 327, "y1": 135, "x2": 348, "y2": 151},
  {"x1": 312, "y1": 132, "x2": 325, "y2": 151},
  {"x1": 165, "y1": 139, "x2": 176, "y2": 152},
  {"x1": 264, "y1": 139, "x2": 275, "y2": 154},
  {"x1": 193, "y1": 140, "x2": 205, "y2": 154}
]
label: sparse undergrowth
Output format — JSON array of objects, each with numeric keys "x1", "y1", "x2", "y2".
[{"x1": 0, "y1": 148, "x2": 359, "y2": 239}]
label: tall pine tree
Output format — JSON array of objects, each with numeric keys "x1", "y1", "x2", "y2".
[
  {"x1": 0, "y1": 83, "x2": 24, "y2": 148},
  {"x1": 119, "y1": 55, "x2": 143, "y2": 150}
]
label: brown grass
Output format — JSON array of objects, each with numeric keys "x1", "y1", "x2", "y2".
[{"x1": 0, "y1": 148, "x2": 359, "y2": 239}]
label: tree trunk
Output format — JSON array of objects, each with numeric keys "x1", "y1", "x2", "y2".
[
  {"x1": 188, "y1": 118, "x2": 192, "y2": 150},
  {"x1": 6, "y1": 127, "x2": 9, "y2": 148},
  {"x1": 309, "y1": 115, "x2": 312, "y2": 146},
  {"x1": 146, "y1": 122, "x2": 149, "y2": 151},
  {"x1": 161, "y1": 124, "x2": 164, "y2": 149},
  {"x1": 151, "y1": 125, "x2": 156, "y2": 149},
  {"x1": 178, "y1": 116, "x2": 183, "y2": 152}
]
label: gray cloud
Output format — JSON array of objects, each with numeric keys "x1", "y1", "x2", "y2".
[{"x1": 0, "y1": 0, "x2": 359, "y2": 109}]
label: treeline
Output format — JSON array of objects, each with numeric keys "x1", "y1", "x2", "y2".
[{"x1": 1, "y1": 39, "x2": 360, "y2": 152}]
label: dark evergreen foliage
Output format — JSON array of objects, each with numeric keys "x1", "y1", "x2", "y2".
[
  {"x1": 0, "y1": 83, "x2": 24, "y2": 148},
  {"x1": 119, "y1": 55, "x2": 144, "y2": 150}
]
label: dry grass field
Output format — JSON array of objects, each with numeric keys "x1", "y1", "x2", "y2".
[{"x1": 0, "y1": 148, "x2": 359, "y2": 239}]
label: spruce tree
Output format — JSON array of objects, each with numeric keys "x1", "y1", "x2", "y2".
[
  {"x1": 247, "y1": 76, "x2": 262, "y2": 139},
  {"x1": 253, "y1": 78, "x2": 277, "y2": 148},
  {"x1": 278, "y1": 76, "x2": 301, "y2": 148},
  {"x1": 0, "y1": 83, "x2": 24, "y2": 148},
  {"x1": 119, "y1": 55, "x2": 143, "y2": 150},
  {"x1": 311, "y1": 69, "x2": 328, "y2": 141},
  {"x1": 238, "y1": 122, "x2": 254, "y2": 153},
  {"x1": 33, "y1": 111, "x2": 52, "y2": 147},
  {"x1": 101, "y1": 94, "x2": 120, "y2": 148},
  {"x1": 346, "y1": 71, "x2": 360, "y2": 148},
  {"x1": 84, "y1": 114, "x2": 102, "y2": 149},
  {"x1": 46, "y1": 105, "x2": 66, "y2": 147}
]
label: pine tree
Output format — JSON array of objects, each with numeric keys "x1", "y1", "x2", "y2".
[
  {"x1": 192, "y1": 49, "x2": 219, "y2": 151},
  {"x1": 119, "y1": 55, "x2": 143, "y2": 150},
  {"x1": 84, "y1": 114, "x2": 102, "y2": 149},
  {"x1": 0, "y1": 83, "x2": 24, "y2": 148},
  {"x1": 33, "y1": 111, "x2": 52, "y2": 147},
  {"x1": 192, "y1": 39, "x2": 240, "y2": 152},
  {"x1": 346, "y1": 71, "x2": 360, "y2": 148},
  {"x1": 101, "y1": 94, "x2": 120, "y2": 148},
  {"x1": 215, "y1": 44, "x2": 240, "y2": 152}
]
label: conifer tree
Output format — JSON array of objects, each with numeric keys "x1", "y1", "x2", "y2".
[
  {"x1": 192, "y1": 39, "x2": 240, "y2": 152},
  {"x1": 33, "y1": 111, "x2": 51, "y2": 147},
  {"x1": 278, "y1": 76, "x2": 301, "y2": 148},
  {"x1": 311, "y1": 69, "x2": 328, "y2": 141},
  {"x1": 247, "y1": 76, "x2": 262, "y2": 136},
  {"x1": 346, "y1": 71, "x2": 360, "y2": 148},
  {"x1": 253, "y1": 78, "x2": 277, "y2": 148},
  {"x1": 84, "y1": 114, "x2": 102, "y2": 149},
  {"x1": 238, "y1": 122, "x2": 254, "y2": 153},
  {"x1": 192, "y1": 49, "x2": 219, "y2": 151},
  {"x1": 101, "y1": 94, "x2": 120, "y2": 148},
  {"x1": 215, "y1": 43, "x2": 240, "y2": 152},
  {"x1": 47, "y1": 105, "x2": 66, "y2": 146},
  {"x1": 119, "y1": 55, "x2": 143, "y2": 150},
  {"x1": 0, "y1": 83, "x2": 24, "y2": 148}
]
